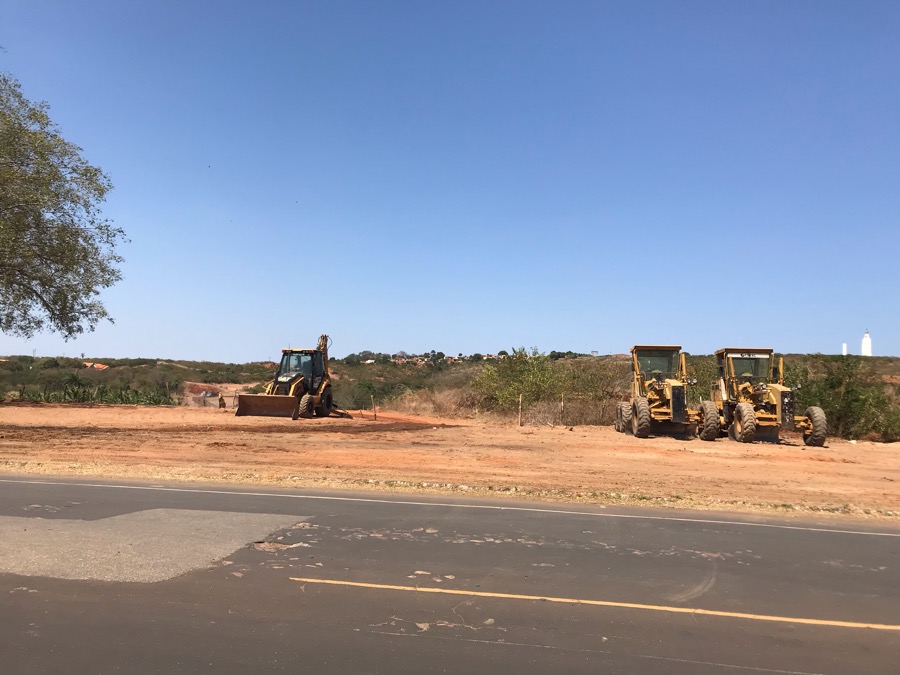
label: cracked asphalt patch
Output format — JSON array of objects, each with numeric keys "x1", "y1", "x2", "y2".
[{"x1": 0, "y1": 509, "x2": 304, "y2": 583}]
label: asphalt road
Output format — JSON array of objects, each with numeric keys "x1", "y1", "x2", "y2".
[{"x1": 0, "y1": 475, "x2": 897, "y2": 674}]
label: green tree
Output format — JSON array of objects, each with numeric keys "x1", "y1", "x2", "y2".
[
  {"x1": 474, "y1": 347, "x2": 557, "y2": 410},
  {"x1": 40, "y1": 356, "x2": 60, "y2": 369},
  {"x1": 0, "y1": 73, "x2": 125, "y2": 339}
]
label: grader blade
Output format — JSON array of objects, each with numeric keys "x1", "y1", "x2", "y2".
[
  {"x1": 754, "y1": 424, "x2": 781, "y2": 443},
  {"x1": 235, "y1": 394, "x2": 299, "y2": 419}
]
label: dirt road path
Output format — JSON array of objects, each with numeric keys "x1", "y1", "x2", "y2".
[{"x1": 1, "y1": 403, "x2": 897, "y2": 520}]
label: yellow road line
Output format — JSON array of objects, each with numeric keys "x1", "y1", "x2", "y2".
[{"x1": 289, "y1": 577, "x2": 900, "y2": 632}]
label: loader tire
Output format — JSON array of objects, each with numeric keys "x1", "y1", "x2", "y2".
[
  {"x1": 632, "y1": 397, "x2": 651, "y2": 438},
  {"x1": 732, "y1": 402, "x2": 756, "y2": 443},
  {"x1": 803, "y1": 406, "x2": 827, "y2": 447},
  {"x1": 614, "y1": 404, "x2": 622, "y2": 432},
  {"x1": 621, "y1": 401, "x2": 633, "y2": 434},
  {"x1": 698, "y1": 400, "x2": 720, "y2": 441},
  {"x1": 298, "y1": 393, "x2": 314, "y2": 418},
  {"x1": 315, "y1": 387, "x2": 334, "y2": 417}
]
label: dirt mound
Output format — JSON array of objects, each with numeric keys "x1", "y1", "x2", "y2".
[{"x1": 182, "y1": 382, "x2": 258, "y2": 407}]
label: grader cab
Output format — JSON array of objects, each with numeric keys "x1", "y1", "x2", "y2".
[{"x1": 711, "y1": 348, "x2": 826, "y2": 445}]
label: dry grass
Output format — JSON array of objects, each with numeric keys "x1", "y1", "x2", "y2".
[
  {"x1": 388, "y1": 388, "x2": 474, "y2": 418},
  {"x1": 386, "y1": 389, "x2": 619, "y2": 427}
]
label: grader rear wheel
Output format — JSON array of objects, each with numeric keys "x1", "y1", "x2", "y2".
[{"x1": 621, "y1": 401, "x2": 633, "y2": 434}]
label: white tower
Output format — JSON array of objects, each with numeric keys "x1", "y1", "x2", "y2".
[
  {"x1": 842, "y1": 342, "x2": 847, "y2": 356},
  {"x1": 861, "y1": 330, "x2": 872, "y2": 357}
]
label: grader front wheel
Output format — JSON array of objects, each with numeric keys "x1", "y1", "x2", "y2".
[
  {"x1": 698, "y1": 401, "x2": 720, "y2": 441},
  {"x1": 731, "y1": 402, "x2": 757, "y2": 443},
  {"x1": 632, "y1": 397, "x2": 652, "y2": 438},
  {"x1": 803, "y1": 406, "x2": 827, "y2": 447}
]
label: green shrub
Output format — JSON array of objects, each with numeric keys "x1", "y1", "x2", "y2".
[
  {"x1": 474, "y1": 348, "x2": 557, "y2": 411},
  {"x1": 788, "y1": 355, "x2": 899, "y2": 441}
]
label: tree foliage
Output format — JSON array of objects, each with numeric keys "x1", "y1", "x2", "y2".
[
  {"x1": 0, "y1": 72, "x2": 125, "y2": 339},
  {"x1": 685, "y1": 355, "x2": 718, "y2": 406},
  {"x1": 474, "y1": 347, "x2": 558, "y2": 411},
  {"x1": 472, "y1": 349, "x2": 630, "y2": 423}
]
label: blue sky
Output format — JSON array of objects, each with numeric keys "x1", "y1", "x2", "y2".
[{"x1": 1, "y1": 1, "x2": 897, "y2": 360}]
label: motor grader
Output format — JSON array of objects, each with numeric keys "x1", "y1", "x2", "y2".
[
  {"x1": 235, "y1": 334, "x2": 351, "y2": 420},
  {"x1": 615, "y1": 345, "x2": 718, "y2": 440},
  {"x1": 710, "y1": 348, "x2": 825, "y2": 445}
]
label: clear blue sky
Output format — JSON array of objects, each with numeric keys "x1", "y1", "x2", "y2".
[{"x1": 1, "y1": 1, "x2": 897, "y2": 361}]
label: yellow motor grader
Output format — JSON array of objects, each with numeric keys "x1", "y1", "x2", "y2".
[
  {"x1": 615, "y1": 345, "x2": 718, "y2": 440},
  {"x1": 710, "y1": 348, "x2": 825, "y2": 445},
  {"x1": 235, "y1": 334, "x2": 351, "y2": 420}
]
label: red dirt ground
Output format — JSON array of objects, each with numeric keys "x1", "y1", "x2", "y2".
[{"x1": 1, "y1": 402, "x2": 897, "y2": 522}]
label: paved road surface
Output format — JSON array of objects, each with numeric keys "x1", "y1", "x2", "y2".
[{"x1": 1, "y1": 476, "x2": 898, "y2": 673}]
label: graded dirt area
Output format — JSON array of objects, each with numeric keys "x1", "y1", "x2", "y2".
[{"x1": 1, "y1": 402, "x2": 898, "y2": 521}]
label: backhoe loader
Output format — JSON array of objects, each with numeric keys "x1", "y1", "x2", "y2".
[
  {"x1": 615, "y1": 345, "x2": 718, "y2": 440},
  {"x1": 710, "y1": 348, "x2": 825, "y2": 445},
  {"x1": 235, "y1": 335, "x2": 351, "y2": 419}
]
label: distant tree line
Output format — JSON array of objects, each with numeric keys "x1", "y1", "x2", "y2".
[
  {"x1": 3, "y1": 350, "x2": 897, "y2": 441},
  {"x1": 0, "y1": 355, "x2": 274, "y2": 406}
]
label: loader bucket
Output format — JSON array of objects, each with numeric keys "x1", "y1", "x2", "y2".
[{"x1": 235, "y1": 394, "x2": 299, "y2": 419}]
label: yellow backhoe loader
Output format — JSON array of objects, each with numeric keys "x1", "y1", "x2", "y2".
[
  {"x1": 710, "y1": 348, "x2": 825, "y2": 445},
  {"x1": 235, "y1": 335, "x2": 351, "y2": 419},
  {"x1": 615, "y1": 345, "x2": 718, "y2": 440}
]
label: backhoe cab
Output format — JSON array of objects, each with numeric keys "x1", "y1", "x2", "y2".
[
  {"x1": 616, "y1": 345, "x2": 716, "y2": 440},
  {"x1": 235, "y1": 334, "x2": 349, "y2": 419},
  {"x1": 711, "y1": 348, "x2": 825, "y2": 445}
]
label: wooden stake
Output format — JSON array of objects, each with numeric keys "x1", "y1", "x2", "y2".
[
  {"x1": 518, "y1": 394, "x2": 523, "y2": 427},
  {"x1": 372, "y1": 394, "x2": 377, "y2": 421}
]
